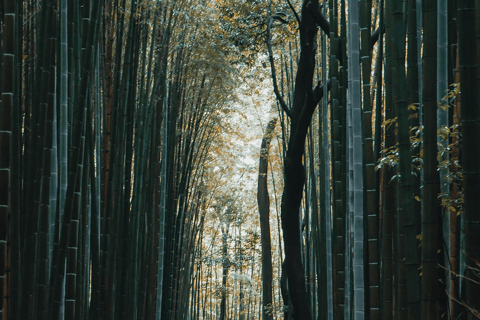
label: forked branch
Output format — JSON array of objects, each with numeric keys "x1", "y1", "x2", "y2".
[
  {"x1": 267, "y1": 0, "x2": 292, "y2": 118},
  {"x1": 285, "y1": 0, "x2": 301, "y2": 25},
  {"x1": 309, "y1": 0, "x2": 330, "y2": 37}
]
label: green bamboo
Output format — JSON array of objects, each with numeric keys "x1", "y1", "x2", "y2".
[
  {"x1": 76, "y1": 135, "x2": 90, "y2": 320},
  {"x1": 373, "y1": 1, "x2": 384, "y2": 278},
  {"x1": 321, "y1": 6, "x2": 334, "y2": 317},
  {"x1": 35, "y1": 1, "x2": 58, "y2": 318},
  {"x1": 49, "y1": 2, "x2": 103, "y2": 318},
  {"x1": 405, "y1": 0, "x2": 422, "y2": 317},
  {"x1": 422, "y1": 0, "x2": 440, "y2": 318},
  {"x1": 328, "y1": 4, "x2": 344, "y2": 316},
  {"x1": 381, "y1": 0, "x2": 395, "y2": 317},
  {"x1": 391, "y1": 0, "x2": 412, "y2": 318},
  {"x1": 156, "y1": 78, "x2": 169, "y2": 320},
  {"x1": 0, "y1": 1, "x2": 16, "y2": 319},
  {"x1": 347, "y1": 1, "x2": 365, "y2": 319},
  {"x1": 10, "y1": 1, "x2": 23, "y2": 318},
  {"x1": 456, "y1": 0, "x2": 480, "y2": 317},
  {"x1": 88, "y1": 86, "x2": 101, "y2": 320},
  {"x1": 59, "y1": 0, "x2": 69, "y2": 238},
  {"x1": 359, "y1": 0, "x2": 379, "y2": 318},
  {"x1": 21, "y1": 1, "x2": 51, "y2": 317}
]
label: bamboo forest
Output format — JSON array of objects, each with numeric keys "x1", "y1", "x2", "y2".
[{"x1": 1, "y1": 0, "x2": 480, "y2": 319}]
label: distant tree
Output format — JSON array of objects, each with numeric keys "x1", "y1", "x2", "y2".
[{"x1": 257, "y1": 119, "x2": 277, "y2": 320}]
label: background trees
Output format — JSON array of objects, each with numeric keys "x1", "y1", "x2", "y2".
[{"x1": 1, "y1": 1, "x2": 238, "y2": 319}]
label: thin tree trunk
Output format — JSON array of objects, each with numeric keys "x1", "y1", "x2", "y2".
[
  {"x1": 422, "y1": 0, "x2": 440, "y2": 318},
  {"x1": 0, "y1": 1, "x2": 15, "y2": 318},
  {"x1": 381, "y1": 0, "x2": 395, "y2": 316},
  {"x1": 406, "y1": 0, "x2": 422, "y2": 317},
  {"x1": 322, "y1": 11, "x2": 334, "y2": 319},
  {"x1": 347, "y1": 1, "x2": 365, "y2": 319},
  {"x1": 457, "y1": 0, "x2": 480, "y2": 317},
  {"x1": 258, "y1": 119, "x2": 277, "y2": 320}
]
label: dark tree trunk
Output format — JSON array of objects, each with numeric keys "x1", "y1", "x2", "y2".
[
  {"x1": 257, "y1": 119, "x2": 277, "y2": 320},
  {"x1": 457, "y1": 0, "x2": 480, "y2": 317},
  {"x1": 403, "y1": 0, "x2": 422, "y2": 317},
  {"x1": 381, "y1": 0, "x2": 395, "y2": 316},
  {"x1": 220, "y1": 225, "x2": 229, "y2": 320},
  {"x1": 422, "y1": 0, "x2": 440, "y2": 318},
  {"x1": 266, "y1": 0, "x2": 329, "y2": 318},
  {"x1": 0, "y1": 1, "x2": 15, "y2": 319}
]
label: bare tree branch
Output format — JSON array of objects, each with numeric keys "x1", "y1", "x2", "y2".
[
  {"x1": 313, "y1": 79, "x2": 331, "y2": 105},
  {"x1": 266, "y1": 2, "x2": 292, "y2": 118},
  {"x1": 272, "y1": 15, "x2": 289, "y2": 24},
  {"x1": 309, "y1": 0, "x2": 330, "y2": 37},
  {"x1": 285, "y1": 0, "x2": 301, "y2": 25},
  {"x1": 370, "y1": 25, "x2": 382, "y2": 49}
]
